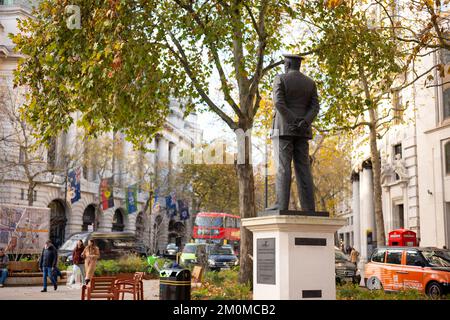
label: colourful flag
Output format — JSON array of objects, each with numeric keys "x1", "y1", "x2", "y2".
[
  {"x1": 165, "y1": 192, "x2": 177, "y2": 217},
  {"x1": 100, "y1": 177, "x2": 114, "y2": 210},
  {"x1": 178, "y1": 200, "x2": 189, "y2": 220},
  {"x1": 126, "y1": 184, "x2": 138, "y2": 214},
  {"x1": 67, "y1": 167, "x2": 81, "y2": 204}
]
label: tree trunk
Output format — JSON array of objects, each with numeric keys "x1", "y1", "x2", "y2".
[
  {"x1": 27, "y1": 183, "x2": 34, "y2": 206},
  {"x1": 237, "y1": 162, "x2": 256, "y2": 285},
  {"x1": 368, "y1": 108, "x2": 386, "y2": 246}
]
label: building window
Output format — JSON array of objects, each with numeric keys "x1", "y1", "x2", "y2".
[
  {"x1": 20, "y1": 189, "x2": 37, "y2": 201},
  {"x1": 442, "y1": 49, "x2": 450, "y2": 65},
  {"x1": 394, "y1": 144, "x2": 402, "y2": 159},
  {"x1": 443, "y1": 88, "x2": 450, "y2": 120},
  {"x1": 393, "y1": 204, "x2": 404, "y2": 229},
  {"x1": 445, "y1": 142, "x2": 450, "y2": 175}
]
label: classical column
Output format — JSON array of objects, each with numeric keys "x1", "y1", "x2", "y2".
[
  {"x1": 351, "y1": 171, "x2": 361, "y2": 253},
  {"x1": 359, "y1": 160, "x2": 375, "y2": 263}
]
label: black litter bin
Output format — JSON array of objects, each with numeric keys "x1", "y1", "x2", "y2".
[{"x1": 159, "y1": 268, "x2": 191, "y2": 300}]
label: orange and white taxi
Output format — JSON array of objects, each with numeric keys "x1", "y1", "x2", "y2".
[{"x1": 364, "y1": 247, "x2": 450, "y2": 297}]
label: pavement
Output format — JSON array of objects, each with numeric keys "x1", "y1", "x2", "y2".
[{"x1": 0, "y1": 280, "x2": 160, "y2": 300}]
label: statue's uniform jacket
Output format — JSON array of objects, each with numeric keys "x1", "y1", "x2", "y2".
[
  {"x1": 270, "y1": 69, "x2": 320, "y2": 211},
  {"x1": 271, "y1": 70, "x2": 320, "y2": 138}
]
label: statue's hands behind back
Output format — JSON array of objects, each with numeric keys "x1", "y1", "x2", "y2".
[{"x1": 289, "y1": 118, "x2": 309, "y2": 134}]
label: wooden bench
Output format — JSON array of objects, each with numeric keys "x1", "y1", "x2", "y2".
[
  {"x1": 8, "y1": 261, "x2": 40, "y2": 275},
  {"x1": 5, "y1": 261, "x2": 67, "y2": 286},
  {"x1": 81, "y1": 277, "x2": 119, "y2": 300}
]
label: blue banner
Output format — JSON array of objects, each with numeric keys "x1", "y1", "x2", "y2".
[
  {"x1": 126, "y1": 184, "x2": 138, "y2": 214},
  {"x1": 67, "y1": 167, "x2": 81, "y2": 204}
]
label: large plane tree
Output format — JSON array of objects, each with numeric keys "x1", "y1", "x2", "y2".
[{"x1": 13, "y1": 0, "x2": 300, "y2": 283}]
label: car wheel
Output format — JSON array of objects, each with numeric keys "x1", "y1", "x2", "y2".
[
  {"x1": 366, "y1": 276, "x2": 382, "y2": 290},
  {"x1": 426, "y1": 282, "x2": 443, "y2": 299}
]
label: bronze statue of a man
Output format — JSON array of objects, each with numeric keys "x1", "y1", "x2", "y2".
[{"x1": 267, "y1": 54, "x2": 320, "y2": 212}]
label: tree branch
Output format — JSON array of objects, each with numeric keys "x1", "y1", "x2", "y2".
[{"x1": 167, "y1": 32, "x2": 238, "y2": 130}]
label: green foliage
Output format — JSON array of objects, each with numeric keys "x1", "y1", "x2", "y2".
[
  {"x1": 57, "y1": 261, "x2": 68, "y2": 271},
  {"x1": 95, "y1": 256, "x2": 148, "y2": 276},
  {"x1": 299, "y1": 0, "x2": 406, "y2": 132},
  {"x1": 95, "y1": 259, "x2": 121, "y2": 276},
  {"x1": 178, "y1": 163, "x2": 239, "y2": 214},
  {"x1": 192, "y1": 269, "x2": 252, "y2": 300},
  {"x1": 12, "y1": 0, "x2": 297, "y2": 148},
  {"x1": 337, "y1": 283, "x2": 450, "y2": 300}
]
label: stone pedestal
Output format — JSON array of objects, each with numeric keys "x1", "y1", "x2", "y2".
[{"x1": 242, "y1": 212, "x2": 345, "y2": 300}]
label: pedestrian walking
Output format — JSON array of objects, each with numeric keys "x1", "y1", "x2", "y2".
[
  {"x1": 82, "y1": 239, "x2": 100, "y2": 285},
  {"x1": 70, "y1": 240, "x2": 86, "y2": 285},
  {"x1": 38, "y1": 240, "x2": 58, "y2": 292},
  {"x1": 0, "y1": 248, "x2": 9, "y2": 288},
  {"x1": 350, "y1": 247, "x2": 360, "y2": 267}
]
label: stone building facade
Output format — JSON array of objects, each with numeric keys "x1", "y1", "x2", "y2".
[
  {"x1": 342, "y1": 22, "x2": 450, "y2": 263},
  {"x1": 0, "y1": 0, "x2": 200, "y2": 251}
]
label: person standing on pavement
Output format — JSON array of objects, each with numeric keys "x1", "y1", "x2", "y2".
[
  {"x1": 71, "y1": 240, "x2": 86, "y2": 285},
  {"x1": 82, "y1": 239, "x2": 100, "y2": 285},
  {"x1": 350, "y1": 247, "x2": 360, "y2": 267},
  {"x1": 0, "y1": 248, "x2": 9, "y2": 287},
  {"x1": 39, "y1": 240, "x2": 58, "y2": 292}
]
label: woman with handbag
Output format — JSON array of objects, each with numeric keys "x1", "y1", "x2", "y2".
[
  {"x1": 70, "y1": 240, "x2": 86, "y2": 285},
  {"x1": 82, "y1": 239, "x2": 100, "y2": 285}
]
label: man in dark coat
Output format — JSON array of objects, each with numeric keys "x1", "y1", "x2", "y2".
[
  {"x1": 268, "y1": 53, "x2": 320, "y2": 211},
  {"x1": 39, "y1": 240, "x2": 58, "y2": 292}
]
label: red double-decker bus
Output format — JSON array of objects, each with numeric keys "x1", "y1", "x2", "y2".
[{"x1": 192, "y1": 212, "x2": 240, "y2": 250}]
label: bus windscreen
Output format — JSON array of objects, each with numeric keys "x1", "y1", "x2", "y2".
[{"x1": 195, "y1": 216, "x2": 223, "y2": 227}]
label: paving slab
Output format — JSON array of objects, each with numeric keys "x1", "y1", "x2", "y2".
[{"x1": 0, "y1": 280, "x2": 160, "y2": 300}]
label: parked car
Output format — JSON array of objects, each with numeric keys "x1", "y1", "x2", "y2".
[
  {"x1": 335, "y1": 249, "x2": 361, "y2": 284},
  {"x1": 364, "y1": 246, "x2": 450, "y2": 298},
  {"x1": 207, "y1": 244, "x2": 239, "y2": 271},
  {"x1": 164, "y1": 243, "x2": 179, "y2": 259},
  {"x1": 58, "y1": 231, "x2": 147, "y2": 264},
  {"x1": 179, "y1": 243, "x2": 207, "y2": 266}
]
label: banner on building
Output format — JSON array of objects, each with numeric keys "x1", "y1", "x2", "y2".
[
  {"x1": 126, "y1": 184, "x2": 138, "y2": 214},
  {"x1": 67, "y1": 167, "x2": 81, "y2": 204},
  {"x1": 178, "y1": 200, "x2": 189, "y2": 220},
  {"x1": 100, "y1": 177, "x2": 114, "y2": 210},
  {"x1": 165, "y1": 193, "x2": 177, "y2": 217}
]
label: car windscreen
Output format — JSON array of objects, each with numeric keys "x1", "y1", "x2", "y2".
[
  {"x1": 183, "y1": 245, "x2": 197, "y2": 253},
  {"x1": 421, "y1": 250, "x2": 450, "y2": 267},
  {"x1": 208, "y1": 246, "x2": 234, "y2": 255},
  {"x1": 195, "y1": 216, "x2": 223, "y2": 227},
  {"x1": 59, "y1": 234, "x2": 88, "y2": 251},
  {"x1": 335, "y1": 251, "x2": 348, "y2": 261}
]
